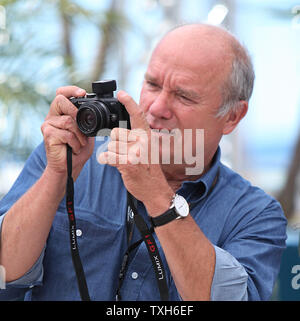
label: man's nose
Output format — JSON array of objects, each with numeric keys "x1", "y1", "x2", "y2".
[{"x1": 148, "y1": 91, "x2": 173, "y2": 120}]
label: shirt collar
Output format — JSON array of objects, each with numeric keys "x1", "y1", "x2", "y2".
[{"x1": 178, "y1": 146, "x2": 221, "y2": 204}]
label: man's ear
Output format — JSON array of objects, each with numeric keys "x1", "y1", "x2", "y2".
[{"x1": 222, "y1": 101, "x2": 248, "y2": 135}]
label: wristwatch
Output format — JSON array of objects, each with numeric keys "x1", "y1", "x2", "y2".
[{"x1": 150, "y1": 194, "x2": 189, "y2": 228}]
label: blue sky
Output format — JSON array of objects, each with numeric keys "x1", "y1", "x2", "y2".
[
  {"x1": 0, "y1": 0, "x2": 299, "y2": 196},
  {"x1": 236, "y1": 1, "x2": 300, "y2": 171}
]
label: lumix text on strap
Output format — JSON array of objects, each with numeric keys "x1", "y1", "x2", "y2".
[
  {"x1": 125, "y1": 192, "x2": 169, "y2": 301},
  {"x1": 66, "y1": 144, "x2": 91, "y2": 301}
]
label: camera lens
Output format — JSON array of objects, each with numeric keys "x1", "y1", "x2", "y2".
[
  {"x1": 80, "y1": 109, "x2": 96, "y2": 128},
  {"x1": 77, "y1": 107, "x2": 98, "y2": 133},
  {"x1": 76, "y1": 102, "x2": 109, "y2": 136}
]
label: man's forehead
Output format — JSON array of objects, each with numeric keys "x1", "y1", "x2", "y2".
[
  {"x1": 148, "y1": 24, "x2": 234, "y2": 83},
  {"x1": 155, "y1": 24, "x2": 234, "y2": 62}
]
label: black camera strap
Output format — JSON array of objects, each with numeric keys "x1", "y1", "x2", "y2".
[
  {"x1": 116, "y1": 169, "x2": 220, "y2": 301},
  {"x1": 116, "y1": 192, "x2": 169, "y2": 301},
  {"x1": 129, "y1": 192, "x2": 169, "y2": 300},
  {"x1": 66, "y1": 144, "x2": 91, "y2": 301}
]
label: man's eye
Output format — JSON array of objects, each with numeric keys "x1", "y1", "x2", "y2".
[
  {"x1": 147, "y1": 81, "x2": 159, "y2": 88},
  {"x1": 179, "y1": 95, "x2": 193, "y2": 103},
  {"x1": 181, "y1": 95, "x2": 190, "y2": 101}
]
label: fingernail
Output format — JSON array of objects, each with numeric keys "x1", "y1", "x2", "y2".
[
  {"x1": 76, "y1": 89, "x2": 85, "y2": 96},
  {"x1": 118, "y1": 90, "x2": 127, "y2": 98}
]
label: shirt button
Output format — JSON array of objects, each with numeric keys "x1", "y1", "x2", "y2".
[
  {"x1": 76, "y1": 229, "x2": 82, "y2": 237},
  {"x1": 131, "y1": 272, "x2": 139, "y2": 280}
]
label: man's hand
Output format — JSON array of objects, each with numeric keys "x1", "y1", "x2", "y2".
[
  {"x1": 1, "y1": 85, "x2": 96, "y2": 282},
  {"x1": 41, "y1": 86, "x2": 94, "y2": 180},
  {"x1": 98, "y1": 91, "x2": 174, "y2": 216}
]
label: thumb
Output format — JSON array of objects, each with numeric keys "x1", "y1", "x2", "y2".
[{"x1": 117, "y1": 91, "x2": 149, "y2": 130}]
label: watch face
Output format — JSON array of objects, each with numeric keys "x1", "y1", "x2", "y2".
[{"x1": 174, "y1": 195, "x2": 189, "y2": 217}]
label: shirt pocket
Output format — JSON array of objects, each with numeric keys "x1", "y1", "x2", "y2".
[{"x1": 41, "y1": 209, "x2": 127, "y2": 300}]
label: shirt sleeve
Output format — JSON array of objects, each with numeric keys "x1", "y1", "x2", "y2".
[
  {"x1": 220, "y1": 198, "x2": 287, "y2": 300},
  {"x1": 210, "y1": 245, "x2": 248, "y2": 300},
  {"x1": 0, "y1": 142, "x2": 47, "y2": 300},
  {"x1": 5, "y1": 248, "x2": 44, "y2": 288},
  {"x1": 0, "y1": 213, "x2": 44, "y2": 300}
]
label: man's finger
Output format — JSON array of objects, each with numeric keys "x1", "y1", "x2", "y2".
[
  {"x1": 107, "y1": 141, "x2": 128, "y2": 155},
  {"x1": 111, "y1": 127, "x2": 130, "y2": 142},
  {"x1": 117, "y1": 90, "x2": 149, "y2": 130},
  {"x1": 44, "y1": 115, "x2": 87, "y2": 148},
  {"x1": 42, "y1": 125, "x2": 82, "y2": 155},
  {"x1": 56, "y1": 86, "x2": 86, "y2": 99},
  {"x1": 98, "y1": 151, "x2": 128, "y2": 166},
  {"x1": 49, "y1": 94, "x2": 79, "y2": 118},
  {"x1": 49, "y1": 86, "x2": 86, "y2": 118}
]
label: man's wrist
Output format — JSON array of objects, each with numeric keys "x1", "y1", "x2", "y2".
[
  {"x1": 44, "y1": 166, "x2": 67, "y2": 181},
  {"x1": 43, "y1": 166, "x2": 68, "y2": 196},
  {"x1": 144, "y1": 189, "x2": 174, "y2": 217}
]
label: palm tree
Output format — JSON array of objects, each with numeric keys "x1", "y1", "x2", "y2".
[{"x1": 0, "y1": 0, "x2": 128, "y2": 163}]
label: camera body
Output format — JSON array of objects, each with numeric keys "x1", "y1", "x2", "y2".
[{"x1": 70, "y1": 80, "x2": 130, "y2": 137}]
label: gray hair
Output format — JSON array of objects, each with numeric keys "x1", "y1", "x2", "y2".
[{"x1": 216, "y1": 40, "x2": 255, "y2": 118}]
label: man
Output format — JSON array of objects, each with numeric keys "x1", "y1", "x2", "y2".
[{"x1": 0, "y1": 24, "x2": 286, "y2": 301}]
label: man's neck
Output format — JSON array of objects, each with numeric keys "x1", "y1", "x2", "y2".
[{"x1": 162, "y1": 160, "x2": 213, "y2": 192}]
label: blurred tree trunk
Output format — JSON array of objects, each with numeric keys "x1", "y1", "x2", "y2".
[
  {"x1": 60, "y1": 6, "x2": 73, "y2": 70},
  {"x1": 90, "y1": 0, "x2": 119, "y2": 82},
  {"x1": 277, "y1": 130, "x2": 300, "y2": 220},
  {"x1": 0, "y1": 0, "x2": 128, "y2": 164},
  {"x1": 59, "y1": 5, "x2": 76, "y2": 86},
  {"x1": 57, "y1": 0, "x2": 124, "y2": 89}
]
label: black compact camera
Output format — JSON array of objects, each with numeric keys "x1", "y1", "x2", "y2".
[{"x1": 70, "y1": 80, "x2": 130, "y2": 136}]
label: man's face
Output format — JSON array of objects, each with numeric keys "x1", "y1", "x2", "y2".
[{"x1": 138, "y1": 30, "x2": 231, "y2": 174}]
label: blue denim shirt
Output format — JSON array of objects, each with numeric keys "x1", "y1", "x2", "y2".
[{"x1": 0, "y1": 138, "x2": 287, "y2": 300}]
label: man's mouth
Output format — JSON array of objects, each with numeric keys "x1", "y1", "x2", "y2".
[
  {"x1": 149, "y1": 123, "x2": 170, "y2": 131},
  {"x1": 149, "y1": 125, "x2": 178, "y2": 137}
]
